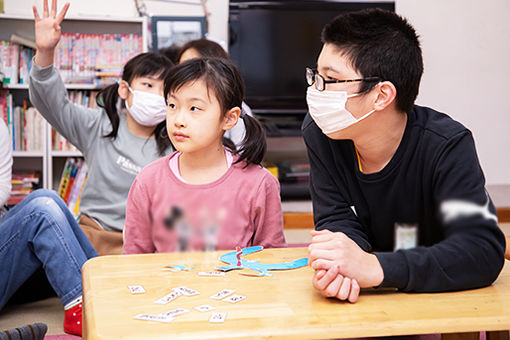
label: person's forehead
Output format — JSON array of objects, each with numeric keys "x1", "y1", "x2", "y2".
[
  {"x1": 170, "y1": 79, "x2": 214, "y2": 104},
  {"x1": 317, "y1": 43, "x2": 357, "y2": 76}
]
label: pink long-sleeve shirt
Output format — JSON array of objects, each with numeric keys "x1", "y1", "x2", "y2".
[{"x1": 123, "y1": 153, "x2": 286, "y2": 254}]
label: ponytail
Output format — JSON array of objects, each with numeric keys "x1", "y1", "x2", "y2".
[
  {"x1": 97, "y1": 83, "x2": 121, "y2": 139},
  {"x1": 234, "y1": 113, "x2": 266, "y2": 167}
]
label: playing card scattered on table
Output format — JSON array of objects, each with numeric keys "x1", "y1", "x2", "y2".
[
  {"x1": 198, "y1": 271, "x2": 226, "y2": 277},
  {"x1": 159, "y1": 308, "x2": 189, "y2": 318},
  {"x1": 222, "y1": 294, "x2": 246, "y2": 303},
  {"x1": 173, "y1": 286, "x2": 200, "y2": 296},
  {"x1": 194, "y1": 304, "x2": 216, "y2": 312},
  {"x1": 210, "y1": 289, "x2": 235, "y2": 300},
  {"x1": 127, "y1": 285, "x2": 145, "y2": 294},
  {"x1": 209, "y1": 312, "x2": 227, "y2": 323},
  {"x1": 154, "y1": 290, "x2": 183, "y2": 304},
  {"x1": 133, "y1": 313, "x2": 174, "y2": 323}
]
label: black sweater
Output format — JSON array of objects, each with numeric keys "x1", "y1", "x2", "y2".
[{"x1": 302, "y1": 105, "x2": 505, "y2": 292}]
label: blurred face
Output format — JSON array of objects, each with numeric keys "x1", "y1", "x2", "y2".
[
  {"x1": 166, "y1": 79, "x2": 227, "y2": 154},
  {"x1": 179, "y1": 48, "x2": 202, "y2": 64}
]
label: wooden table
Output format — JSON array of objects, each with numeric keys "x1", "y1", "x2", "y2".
[{"x1": 82, "y1": 247, "x2": 510, "y2": 340}]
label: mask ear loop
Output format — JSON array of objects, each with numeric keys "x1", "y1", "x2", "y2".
[
  {"x1": 349, "y1": 82, "x2": 383, "y2": 122},
  {"x1": 347, "y1": 81, "x2": 383, "y2": 99}
]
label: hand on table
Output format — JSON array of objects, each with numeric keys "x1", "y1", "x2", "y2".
[
  {"x1": 308, "y1": 229, "x2": 384, "y2": 302},
  {"x1": 312, "y1": 266, "x2": 360, "y2": 303}
]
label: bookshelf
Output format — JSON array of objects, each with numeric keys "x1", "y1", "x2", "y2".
[{"x1": 0, "y1": 13, "x2": 148, "y2": 200}]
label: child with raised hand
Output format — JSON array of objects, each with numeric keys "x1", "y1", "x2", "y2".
[
  {"x1": 123, "y1": 58, "x2": 286, "y2": 253},
  {"x1": 30, "y1": 0, "x2": 174, "y2": 255}
]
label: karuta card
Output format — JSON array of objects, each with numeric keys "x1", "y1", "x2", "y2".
[
  {"x1": 154, "y1": 290, "x2": 183, "y2": 304},
  {"x1": 173, "y1": 286, "x2": 200, "y2": 296},
  {"x1": 222, "y1": 294, "x2": 247, "y2": 303},
  {"x1": 159, "y1": 308, "x2": 189, "y2": 318},
  {"x1": 210, "y1": 289, "x2": 235, "y2": 300},
  {"x1": 198, "y1": 271, "x2": 226, "y2": 277},
  {"x1": 194, "y1": 304, "x2": 216, "y2": 312},
  {"x1": 133, "y1": 313, "x2": 174, "y2": 323},
  {"x1": 209, "y1": 312, "x2": 227, "y2": 323},
  {"x1": 127, "y1": 285, "x2": 145, "y2": 294}
]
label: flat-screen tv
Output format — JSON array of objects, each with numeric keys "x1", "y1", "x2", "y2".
[{"x1": 229, "y1": 1, "x2": 395, "y2": 114}]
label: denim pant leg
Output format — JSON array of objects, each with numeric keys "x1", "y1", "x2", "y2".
[{"x1": 0, "y1": 189, "x2": 98, "y2": 310}]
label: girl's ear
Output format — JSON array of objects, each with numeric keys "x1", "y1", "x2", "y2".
[
  {"x1": 223, "y1": 107, "x2": 241, "y2": 131},
  {"x1": 118, "y1": 80, "x2": 130, "y2": 100}
]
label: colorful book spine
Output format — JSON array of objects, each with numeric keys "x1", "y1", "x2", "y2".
[
  {"x1": 57, "y1": 158, "x2": 75, "y2": 199},
  {"x1": 67, "y1": 161, "x2": 88, "y2": 214},
  {"x1": 63, "y1": 159, "x2": 81, "y2": 203}
]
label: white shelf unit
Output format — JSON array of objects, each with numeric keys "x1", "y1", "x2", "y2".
[{"x1": 1, "y1": 13, "x2": 148, "y2": 192}]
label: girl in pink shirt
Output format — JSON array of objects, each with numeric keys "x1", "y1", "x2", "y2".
[{"x1": 123, "y1": 58, "x2": 286, "y2": 253}]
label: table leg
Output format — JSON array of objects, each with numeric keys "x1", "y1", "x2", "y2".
[
  {"x1": 486, "y1": 331, "x2": 510, "y2": 340},
  {"x1": 441, "y1": 332, "x2": 480, "y2": 340}
]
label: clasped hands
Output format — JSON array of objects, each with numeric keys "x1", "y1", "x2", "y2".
[{"x1": 308, "y1": 229, "x2": 384, "y2": 303}]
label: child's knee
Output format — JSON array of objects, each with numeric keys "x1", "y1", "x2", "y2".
[{"x1": 25, "y1": 189, "x2": 64, "y2": 205}]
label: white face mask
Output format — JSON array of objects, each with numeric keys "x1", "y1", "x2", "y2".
[
  {"x1": 306, "y1": 86, "x2": 376, "y2": 135},
  {"x1": 125, "y1": 86, "x2": 167, "y2": 127}
]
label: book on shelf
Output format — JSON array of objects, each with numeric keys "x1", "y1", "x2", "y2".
[
  {"x1": 0, "y1": 91, "x2": 45, "y2": 152},
  {"x1": 0, "y1": 40, "x2": 34, "y2": 85},
  {"x1": 1, "y1": 32, "x2": 141, "y2": 86},
  {"x1": 57, "y1": 157, "x2": 88, "y2": 215},
  {"x1": 67, "y1": 162, "x2": 88, "y2": 215},
  {"x1": 10, "y1": 34, "x2": 37, "y2": 50},
  {"x1": 8, "y1": 170, "x2": 41, "y2": 205},
  {"x1": 55, "y1": 33, "x2": 142, "y2": 85}
]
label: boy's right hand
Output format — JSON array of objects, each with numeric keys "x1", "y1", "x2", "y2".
[{"x1": 33, "y1": 0, "x2": 70, "y2": 67}]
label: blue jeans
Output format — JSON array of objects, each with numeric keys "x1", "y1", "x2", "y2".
[{"x1": 0, "y1": 189, "x2": 97, "y2": 310}]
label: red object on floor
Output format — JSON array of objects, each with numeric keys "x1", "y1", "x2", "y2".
[{"x1": 63, "y1": 302, "x2": 82, "y2": 336}]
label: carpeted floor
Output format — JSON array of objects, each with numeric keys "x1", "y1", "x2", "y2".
[{"x1": 0, "y1": 297, "x2": 65, "y2": 336}]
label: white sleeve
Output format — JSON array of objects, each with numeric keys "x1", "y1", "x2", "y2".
[{"x1": 0, "y1": 119, "x2": 13, "y2": 206}]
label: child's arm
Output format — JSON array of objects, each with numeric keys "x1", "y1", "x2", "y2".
[
  {"x1": 123, "y1": 177, "x2": 156, "y2": 254},
  {"x1": 251, "y1": 172, "x2": 287, "y2": 248},
  {"x1": 29, "y1": 1, "x2": 103, "y2": 153}
]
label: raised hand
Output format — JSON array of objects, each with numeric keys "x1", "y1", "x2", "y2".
[{"x1": 33, "y1": 0, "x2": 70, "y2": 67}]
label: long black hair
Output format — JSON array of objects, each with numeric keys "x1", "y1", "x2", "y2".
[
  {"x1": 96, "y1": 52, "x2": 174, "y2": 156},
  {"x1": 164, "y1": 58, "x2": 266, "y2": 166}
]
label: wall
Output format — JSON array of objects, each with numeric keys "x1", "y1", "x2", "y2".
[
  {"x1": 3, "y1": 0, "x2": 229, "y2": 46},
  {"x1": 396, "y1": 0, "x2": 510, "y2": 185},
  {"x1": 4, "y1": 0, "x2": 510, "y2": 185}
]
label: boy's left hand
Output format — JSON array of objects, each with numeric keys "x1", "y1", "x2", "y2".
[
  {"x1": 308, "y1": 230, "x2": 384, "y2": 289},
  {"x1": 312, "y1": 267, "x2": 360, "y2": 303}
]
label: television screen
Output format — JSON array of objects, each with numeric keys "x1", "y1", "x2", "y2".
[{"x1": 229, "y1": 1, "x2": 395, "y2": 113}]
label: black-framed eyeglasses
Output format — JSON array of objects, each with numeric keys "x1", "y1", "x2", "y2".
[{"x1": 306, "y1": 67, "x2": 380, "y2": 91}]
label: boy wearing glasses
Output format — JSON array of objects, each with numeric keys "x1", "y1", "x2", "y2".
[{"x1": 304, "y1": 8, "x2": 506, "y2": 303}]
